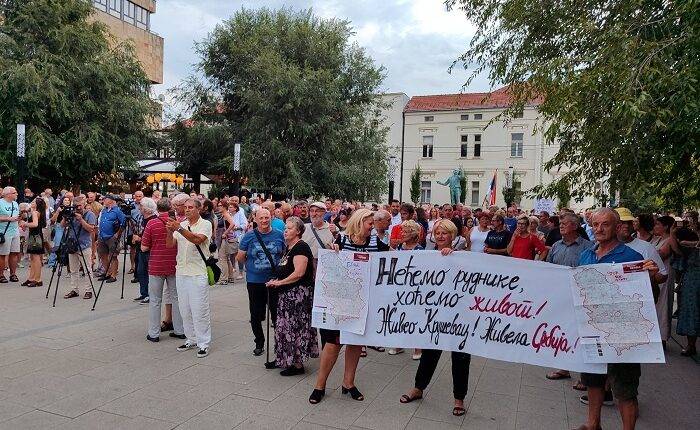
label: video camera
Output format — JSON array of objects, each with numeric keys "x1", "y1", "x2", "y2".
[
  {"x1": 60, "y1": 205, "x2": 77, "y2": 220},
  {"x1": 114, "y1": 197, "x2": 136, "y2": 218}
]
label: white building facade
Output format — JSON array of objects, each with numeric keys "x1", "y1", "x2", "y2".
[{"x1": 398, "y1": 88, "x2": 582, "y2": 211}]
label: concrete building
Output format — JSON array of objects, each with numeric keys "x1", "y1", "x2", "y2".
[
  {"x1": 399, "y1": 87, "x2": 580, "y2": 210},
  {"x1": 90, "y1": 0, "x2": 163, "y2": 85}
]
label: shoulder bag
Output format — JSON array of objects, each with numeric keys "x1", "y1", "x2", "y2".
[
  {"x1": 310, "y1": 225, "x2": 328, "y2": 250},
  {"x1": 187, "y1": 225, "x2": 221, "y2": 285},
  {"x1": 0, "y1": 204, "x2": 15, "y2": 244}
]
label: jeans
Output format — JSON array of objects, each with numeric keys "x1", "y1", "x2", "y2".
[
  {"x1": 47, "y1": 225, "x2": 64, "y2": 267},
  {"x1": 136, "y1": 249, "x2": 149, "y2": 298},
  {"x1": 415, "y1": 350, "x2": 472, "y2": 400},
  {"x1": 148, "y1": 275, "x2": 183, "y2": 338},
  {"x1": 177, "y1": 274, "x2": 211, "y2": 349},
  {"x1": 247, "y1": 282, "x2": 278, "y2": 348}
]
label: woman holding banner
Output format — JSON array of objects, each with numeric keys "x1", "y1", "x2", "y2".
[
  {"x1": 309, "y1": 208, "x2": 390, "y2": 404},
  {"x1": 400, "y1": 218, "x2": 472, "y2": 417}
]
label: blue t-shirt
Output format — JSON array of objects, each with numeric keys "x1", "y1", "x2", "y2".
[
  {"x1": 98, "y1": 206, "x2": 126, "y2": 240},
  {"x1": 0, "y1": 200, "x2": 19, "y2": 238},
  {"x1": 504, "y1": 217, "x2": 517, "y2": 233},
  {"x1": 271, "y1": 217, "x2": 285, "y2": 232},
  {"x1": 578, "y1": 242, "x2": 643, "y2": 266},
  {"x1": 239, "y1": 228, "x2": 285, "y2": 283},
  {"x1": 68, "y1": 211, "x2": 97, "y2": 250}
]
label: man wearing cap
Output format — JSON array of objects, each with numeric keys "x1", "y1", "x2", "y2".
[
  {"x1": 575, "y1": 207, "x2": 660, "y2": 430},
  {"x1": 301, "y1": 202, "x2": 337, "y2": 270},
  {"x1": 0, "y1": 187, "x2": 21, "y2": 283},
  {"x1": 96, "y1": 194, "x2": 126, "y2": 283}
]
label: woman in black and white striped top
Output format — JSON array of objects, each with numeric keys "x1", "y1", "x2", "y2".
[{"x1": 309, "y1": 208, "x2": 389, "y2": 405}]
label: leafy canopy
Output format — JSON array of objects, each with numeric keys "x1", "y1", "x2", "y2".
[
  {"x1": 448, "y1": 0, "x2": 700, "y2": 210},
  {"x1": 0, "y1": 0, "x2": 154, "y2": 187},
  {"x1": 187, "y1": 8, "x2": 389, "y2": 200}
]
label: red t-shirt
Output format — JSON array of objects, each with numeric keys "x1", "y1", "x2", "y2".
[
  {"x1": 141, "y1": 212, "x2": 177, "y2": 276},
  {"x1": 510, "y1": 234, "x2": 546, "y2": 260}
]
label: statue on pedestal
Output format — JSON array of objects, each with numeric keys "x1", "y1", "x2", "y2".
[{"x1": 437, "y1": 169, "x2": 463, "y2": 205}]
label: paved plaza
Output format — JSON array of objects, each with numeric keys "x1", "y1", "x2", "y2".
[{"x1": 0, "y1": 264, "x2": 698, "y2": 430}]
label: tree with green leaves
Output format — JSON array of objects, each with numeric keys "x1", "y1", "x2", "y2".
[
  {"x1": 448, "y1": 0, "x2": 700, "y2": 211},
  {"x1": 186, "y1": 8, "x2": 388, "y2": 200},
  {"x1": 0, "y1": 0, "x2": 155, "y2": 188},
  {"x1": 410, "y1": 164, "x2": 422, "y2": 206}
]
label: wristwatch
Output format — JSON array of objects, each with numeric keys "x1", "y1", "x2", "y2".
[{"x1": 177, "y1": 227, "x2": 185, "y2": 234}]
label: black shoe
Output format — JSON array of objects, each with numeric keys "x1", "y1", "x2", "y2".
[
  {"x1": 309, "y1": 388, "x2": 325, "y2": 404},
  {"x1": 280, "y1": 366, "x2": 305, "y2": 376},
  {"x1": 133, "y1": 295, "x2": 145, "y2": 301},
  {"x1": 105, "y1": 277, "x2": 117, "y2": 283},
  {"x1": 169, "y1": 333, "x2": 186, "y2": 339},
  {"x1": 253, "y1": 347, "x2": 264, "y2": 356},
  {"x1": 197, "y1": 348, "x2": 209, "y2": 358},
  {"x1": 341, "y1": 386, "x2": 364, "y2": 401},
  {"x1": 97, "y1": 275, "x2": 107, "y2": 281},
  {"x1": 130, "y1": 278, "x2": 139, "y2": 284},
  {"x1": 264, "y1": 361, "x2": 278, "y2": 369},
  {"x1": 146, "y1": 335, "x2": 159, "y2": 343}
]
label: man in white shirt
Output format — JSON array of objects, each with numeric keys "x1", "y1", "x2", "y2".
[
  {"x1": 166, "y1": 198, "x2": 213, "y2": 358},
  {"x1": 388, "y1": 199, "x2": 401, "y2": 230},
  {"x1": 0, "y1": 187, "x2": 21, "y2": 283},
  {"x1": 301, "y1": 202, "x2": 337, "y2": 267},
  {"x1": 616, "y1": 208, "x2": 668, "y2": 289}
]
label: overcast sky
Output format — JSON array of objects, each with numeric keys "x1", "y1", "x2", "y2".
[{"x1": 151, "y1": 0, "x2": 492, "y2": 101}]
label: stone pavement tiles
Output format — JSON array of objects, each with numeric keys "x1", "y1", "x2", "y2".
[{"x1": 0, "y1": 264, "x2": 698, "y2": 429}]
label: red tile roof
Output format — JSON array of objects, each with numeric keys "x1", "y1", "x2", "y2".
[{"x1": 404, "y1": 86, "x2": 540, "y2": 113}]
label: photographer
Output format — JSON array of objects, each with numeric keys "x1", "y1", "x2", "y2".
[
  {"x1": 61, "y1": 196, "x2": 97, "y2": 299},
  {"x1": 96, "y1": 194, "x2": 126, "y2": 283},
  {"x1": 47, "y1": 193, "x2": 73, "y2": 268},
  {"x1": 132, "y1": 197, "x2": 157, "y2": 304}
]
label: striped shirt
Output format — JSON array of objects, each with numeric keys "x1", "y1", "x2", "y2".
[
  {"x1": 141, "y1": 212, "x2": 177, "y2": 276},
  {"x1": 335, "y1": 233, "x2": 390, "y2": 253}
]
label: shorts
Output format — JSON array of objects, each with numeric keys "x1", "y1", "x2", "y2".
[
  {"x1": 0, "y1": 235, "x2": 20, "y2": 255},
  {"x1": 581, "y1": 363, "x2": 641, "y2": 401},
  {"x1": 319, "y1": 328, "x2": 341, "y2": 346},
  {"x1": 220, "y1": 239, "x2": 239, "y2": 255},
  {"x1": 97, "y1": 236, "x2": 121, "y2": 256}
]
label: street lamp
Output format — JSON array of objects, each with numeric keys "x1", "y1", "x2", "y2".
[
  {"x1": 388, "y1": 155, "x2": 398, "y2": 203},
  {"x1": 17, "y1": 124, "x2": 26, "y2": 195},
  {"x1": 506, "y1": 165, "x2": 514, "y2": 189},
  {"x1": 229, "y1": 141, "x2": 241, "y2": 197}
]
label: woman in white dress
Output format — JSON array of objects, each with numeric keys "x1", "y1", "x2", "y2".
[
  {"x1": 652, "y1": 215, "x2": 674, "y2": 347},
  {"x1": 469, "y1": 212, "x2": 490, "y2": 253}
]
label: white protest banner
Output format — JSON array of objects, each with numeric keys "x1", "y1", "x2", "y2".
[
  {"x1": 571, "y1": 263, "x2": 664, "y2": 363},
  {"x1": 534, "y1": 198, "x2": 556, "y2": 214}
]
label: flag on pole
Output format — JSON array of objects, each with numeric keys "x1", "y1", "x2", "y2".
[{"x1": 482, "y1": 169, "x2": 497, "y2": 207}]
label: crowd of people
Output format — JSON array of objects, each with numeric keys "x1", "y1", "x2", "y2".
[{"x1": 1, "y1": 185, "x2": 698, "y2": 429}]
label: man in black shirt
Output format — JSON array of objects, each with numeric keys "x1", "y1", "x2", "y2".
[{"x1": 484, "y1": 214, "x2": 512, "y2": 255}]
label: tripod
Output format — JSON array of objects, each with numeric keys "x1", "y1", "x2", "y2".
[
  {"x1": 91, "y1": 217, "x2": 133, "y2": 311},
  {"x1": 45, "y1": 217, "x2": 96, "y2": 308}
]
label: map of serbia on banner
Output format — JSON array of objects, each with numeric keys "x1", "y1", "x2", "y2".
[{"x1": 312, "y1": 250, "x2": 664, "y2": 374}]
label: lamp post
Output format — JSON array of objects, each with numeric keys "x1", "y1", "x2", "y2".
[
  {"x1": 230, "y1": 142, "x2": 241, "y2": 197},
  {"x1": 17, "y1": 124, "x2": 26, "y2": 195},
  {"x1": 506, "y1": 165, "x2": 514, "y2": 189},
  {"x1": 388, "y1": 155, "x2": 397, "y2": 203}
]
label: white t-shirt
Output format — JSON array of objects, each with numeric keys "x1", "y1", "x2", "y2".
[
  {"x1": 626, "y1": 238, "x2": 668, "y2": 275},
  {"x1": 469, "y1": 227, "x2": 490, "y2": 253}
]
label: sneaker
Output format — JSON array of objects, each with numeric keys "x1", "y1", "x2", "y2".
[
  {"x1": 97, "y1": 275, "x2": 107, "y2": 281},
  {"x1": 197, "y1": 348, "x2": 209, "y2": 358},
  {"x1": 133, "y1": 295, "x2": 145, "y2": 301},
  {"x1": 253, "y1": 347, "x2": 264, "y2": 356},
  {"x1": 140, "y1": 297, "x2": 150, "y2": 304},
  {"x1": 130, "y1": 278, "x2": 139, "y2": 284},
  {"x1": 387, "y1": 348, "x2": 404, "y2": 355},
  {"x1": 105, "y1": 277, "x2": 117, "y2": 283},
  {"x1": 146, "y1": 335, "x2": 159, "y2": 343},
  {"x1": 177, "y1": 343, "x2": 196, "y2": 352},
  {"x1": 169, "y1": 333, "x2": 186, "y2": 340},
  {"x1": 580, "y1": 391, "x2": 614, "y2": 406}
]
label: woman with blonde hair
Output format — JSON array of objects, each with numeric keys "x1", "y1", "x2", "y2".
[
  {"x1": 310, "y1": 208, "x2": 389, "y2": 405},
  {"x1": 400, "y1": 218, "x2": 472, "y2": 416}
]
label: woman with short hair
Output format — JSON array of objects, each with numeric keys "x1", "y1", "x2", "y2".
[
  {"x1": 23, "y1": 198, "x2": 46, "y2": 287},
  {"x1": 509, "y1": 216, "x2": 548, "y2": 260},
  {"x1": 468, "y1": 212, "x2": 490, "y2": 253},
  {"x1": 400, "y1": 219, "x2": 472, "y2": 416},
  {"x1": 310, "y1": 208, "x2": 390, "y2": 404},
  {"x1": 265, "y1": 216, "x2": 319, "y2": 375}
]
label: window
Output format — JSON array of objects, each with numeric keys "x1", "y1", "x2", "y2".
[
  {"x1": 136, "y1": 5, "x2": 149, "y2": 29},
  {"x1": 471, "y1": 181, "x2": 480, "y2": 206},
  {"x1": 93, "y1": 0, "x2": 107, "y2": 11},
  {"x1": 108, "y1": 0, "x2": 121, "y2": 17},
  {"x1": 510, "y1": 132, "x2": 524, "y2": 157},
  {"x1": 124, "y1": 1, "x2": 136, "y2": 24},
  {"x1": 424, "y1": 116, "x2": 434, "y2": 122},
  {"x1": 422, "y1": 135, "x2": 434, "y2": 158},
  {"x1": 420, "y1": 181, "x2": 432, "y2": 204},
  {"x1": 460, "y1": 114, "x2": 469, "y2": 121},
  {"x1": 473, "y1": 134, "x2": 482, "y2": 157},
  {"x1": 474, "y1": 113, "x2": 483, "y2": 120},
  {"x1": 513, "y1": 110, "x2": 524, "y2": 119},
  {"x1": 460, "y1": 135, "x2": 468, "y2": 157}
]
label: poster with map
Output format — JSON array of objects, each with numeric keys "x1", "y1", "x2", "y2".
[
  {"x1": 312, "y1": 249, "x2": 372, "y2": 335},
  {"x1": 571, "y1": 263, "x2": 664, "y2": 363}
]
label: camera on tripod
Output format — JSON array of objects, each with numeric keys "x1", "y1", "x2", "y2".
[
  {"x1": 60, "y1": 205, "x2": 77, "y2": 220},
  {"x1": 114, "y1": 198, "x2": 136, "y2": 218}
]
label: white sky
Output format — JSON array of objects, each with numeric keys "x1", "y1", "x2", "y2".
[{"x1": 150, "y1": 0, "x2": 492, "y2": 102}]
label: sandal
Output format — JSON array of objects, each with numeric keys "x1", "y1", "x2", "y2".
[
  {"x1": 399, "y1": 392, "x2": 423, "y2": 404},
  {"x1": 64, "y1": 291, "x2": 79, "y2": 299},
  {"x1": 0, "y1": 276, "x2": 8, "y2": 283},
  {"x1": 572, "y1": 380, "x2": 587, "y2": 391},
  {"x1": 360, "y1": 346, "x2": 367, "y2": 357},
  {"x1": 546, "y1": 370, "x2": 571, "y2": 380},
  {"x1": 341, "y1": 386, "x2": 364, "y2": 401},
  {"x1": 9, "y1": 274, "x2": 19, "y2": 282},
  {"x1": 83, "y1": 292, "x2": 93, "y2": 299},
  {"x1": 309, "y1": 388, "x2": 325, "y2": 404},
  {"x1": 367, "y1": 346, "x2": 385, "y2": 352},
  {"x1": 452, "y1": 406, "x2": 466, "y2": 416}
]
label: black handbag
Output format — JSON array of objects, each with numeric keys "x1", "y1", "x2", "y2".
[{"x1": 0, "y1": 205, "x2": 15, "y2": 244}]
